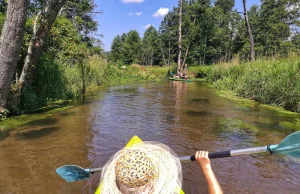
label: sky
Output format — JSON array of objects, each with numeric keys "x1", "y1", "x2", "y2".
[{"x1": 94, "y1": 0, "x2": 260, "y2": 51}]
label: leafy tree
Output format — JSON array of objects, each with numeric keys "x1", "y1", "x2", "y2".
[
  {"x1": 215, "y1": 0, "x2": 234, "y2": 13},
  {"x1": 19, "y1": 0, "x2": 68, "y2": 87},
  {"x1": 258, "y1": 0, "x2": 292, "y2": 56},
  {"x1": 47, "y1": 16, "x2": 90, "y2": 64},
  {"x1": 158, "y1": 11, "x2": 178, "y2": 66},
  {"x1": 110, "y1": 35, "x2": 124, "y2": 63},
  {"x1": 122, "y1": 30, "x2": 141, "y2": 65},
  {"x1": 141, "y1": 26, "x2": 161, "y2": 65},
  {"x1": 111, "y1": 0, "x2": 300, "y2": 67},
  {"x1": 121, "y1": 33, "x2": 127, "y2": 43},
  {"x1": 186, "y1": 0, "x2": 214, "y2": 65},
  {"x1": 19, "y1": 0, "x2": 103, "y2": 85},
  {"x1": 211, "y1": 0, "x2": 236, "y2": 62},
  {"x1": 62, "y1": 0, "x2": 99, "y2": 46}
]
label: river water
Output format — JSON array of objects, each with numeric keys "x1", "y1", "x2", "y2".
[{"x1": 0, "y1": 81, "x2": 299, "y2": 194}]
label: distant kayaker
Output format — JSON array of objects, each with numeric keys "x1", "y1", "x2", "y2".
[{"x1": 196, "y1": 151, "x2": 223, "y2": 194}]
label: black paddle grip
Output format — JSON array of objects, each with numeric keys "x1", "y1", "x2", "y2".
[{"x1": 190, "y1": 151, "x2": 231, "y2": 161}]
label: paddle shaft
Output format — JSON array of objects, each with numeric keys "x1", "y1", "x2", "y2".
[
  {"x1": 179, "y1": 145, "x2": 277, "y2": 161},
  {"x1": 80, "y1": 146, "x2": 270, "y2": 175},
  {"x1": 87, "y1": 145, "x2": 279, "y2": 173},
  {"x1": 90, "y1": 167, "x2": 103, "y2": 173},
  {"x1": 84, "y1": 142, "x2": 300, "y2": 173}
]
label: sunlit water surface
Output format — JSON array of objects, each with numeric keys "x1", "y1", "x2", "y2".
[{"x1": 0, "y1": 81, "x2": 299, "y2": 194}]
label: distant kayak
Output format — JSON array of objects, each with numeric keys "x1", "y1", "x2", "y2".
[{"x1": 169, "y1": 77, "x2": 192, "y2": 82}]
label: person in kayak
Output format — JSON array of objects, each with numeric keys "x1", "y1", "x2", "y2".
[
  {"x1": 196, "y1": 151, "x2": 223, "y2": 194},
  {"x1": 99, "y1": 141, "x2": 183, "y2": 194},
  {"x1": 99, "y1": 141, "x2": 222, "y2": 194}
]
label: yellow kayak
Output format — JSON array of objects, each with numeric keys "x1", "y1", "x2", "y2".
[{"x1": 95, "y1": 136, "x2": 185, "y2": 194}]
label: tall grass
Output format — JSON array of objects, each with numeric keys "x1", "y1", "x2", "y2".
[
  {"x1": 15, "y1": 56, "x2": 107, "y2": 111},
  {"x1": 190, "y1": 56, "x2": 300, "y2": 112},
  {"x1": 103, "y1": 63, "x2": 171, "y2": 84},
  {"x1": 12, "y1": 57, "x2": 170, "y2": 113}
]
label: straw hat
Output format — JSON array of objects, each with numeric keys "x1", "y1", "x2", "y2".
[{"x1": 100, "y1": 141, "x2": 182, "y2": 194}]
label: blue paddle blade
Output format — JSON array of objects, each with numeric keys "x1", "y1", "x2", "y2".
[
  {"x1": 272, "y1": 131, "x2": 300, "y2": 158},
  {"x1": 56, "y1": 165, "x2": 91, "y2": 182}
]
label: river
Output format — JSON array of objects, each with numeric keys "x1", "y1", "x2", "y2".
[{"x1": 0, "y1": 81, "x2": 299, "y2": 194}]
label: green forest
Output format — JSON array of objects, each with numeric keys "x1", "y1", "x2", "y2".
[
  {"x1": 110, "y1": 0, "x2": 300, "y2": 66},
  {"x1": 108, "y1": 0, "x2": 300, "y2": 113},
  {"x1": 0, "y1": 0, "x2": 300, "y2": 119},
  {"x1": 0, "y1": 0, "x2": 105, "y2": 115}
]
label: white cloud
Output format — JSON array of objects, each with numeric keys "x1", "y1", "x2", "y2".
[
  {"x1": 128, "y1": 12, "x2": 133, "y2": 16},
  {"x1": 144, "y1": 24, "x2": 152, "y2": 29},
  {"x1": 153, "y1": 7, "x2": 169, "y2": 17},
  {"x1": 121, "y1": 0, "x2": 144, "y2": 3},
  {"x1": 136, "y1": 12, "x2": 142, "y2": 16}
]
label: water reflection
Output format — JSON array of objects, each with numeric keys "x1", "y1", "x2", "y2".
[
  {"x1": 185, "y1": 110, "x2": 212, "y2": 117},
  {"x1": 189, "y1": 98, "x2": 210, "y2": 104},
  {"x1": 12, "y1": 127, "x2": 59, "y2": 139}
]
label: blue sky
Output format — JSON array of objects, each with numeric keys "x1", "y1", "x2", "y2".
[{"x1": 94, "y1": 0, "x2": 260, "y2": 51}]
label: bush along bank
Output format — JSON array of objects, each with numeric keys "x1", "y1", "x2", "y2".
[
  {"x1": 3, "y1": 57, "x2": 170, "y2": 118},
  {"x1": 189, "y1": 57, "x2": 300, "y2": 113}
]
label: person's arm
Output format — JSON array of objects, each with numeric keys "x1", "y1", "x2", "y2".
[{"x1": 195, "y1": 151, "x2": 223, "y2": 194}]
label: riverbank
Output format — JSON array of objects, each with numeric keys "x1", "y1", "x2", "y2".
[
  {"x1": 1, "y1": 57, "x2": 171, "y2": 119},
  {"x1": 0, "y1": 60, "x2": 171, "y2": 127},
  {"x1": 0, "y1": 105, "x2": 73, "y2": 134},
  {"x1": 3, "y1": 56, "x2": 300, "y2": 130},
  {"x1": 189, "y1": 56, "x2": 300, "y2": 113}
]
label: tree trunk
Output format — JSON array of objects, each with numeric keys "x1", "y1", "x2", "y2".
[
  {"x1": 243, "y1": 0, "x2": 255, "y2": 61},
  {"x1": 180, "y1": 18, "x2": 195, "y2": 73},
  {"x1": 0, "y1": 0, "x2": 27, "y2": 112},
  {"x1": 177, "y1": 0, "x2": 183, "y2": 75},
  {"x1": 19, "y1": 0, "x2": 67, "y2": 87},
  {"x1": 168, "y1": 36, "x2": 171, "y2": 66},
  {"x1": 181, "y1": 44, "x2": 190, "y2": 73}
]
